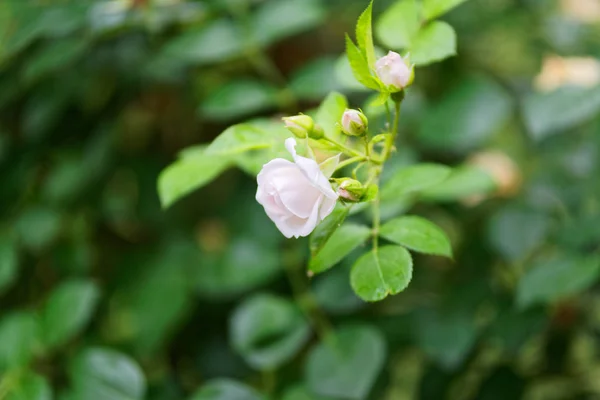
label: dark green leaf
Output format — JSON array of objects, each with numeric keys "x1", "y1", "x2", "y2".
[
  {"x1": 0, "y1": 232, "x2": 18, "y2": 294},
  {"x1": 350, "y1": 245, "x2": 413, "y2": 302},
  {"x1": 5, "y1": 371, "x2": 51, "y2": 400},
  {"x1": 23, "y1": 38, "x2": 87, "y2": 83},
  {"x1": 380, "y1": 216, "x2": 452, "y2": 257},
  {"x1": 16, "y1": 207, "x2": 62, "y2": 251},
  {"x1": 190, "y1": 379, "x2": 265, "y2": 400},
  {"x1": 309, "y1": 206, "x2": 349, "y2": 257},
  {"x1": 305, "y1": 325, "x2": 386, "y2": 399},
  {"x1": 309, "y1": 224, "x2": 371, "y2": 274},
  {"x1": 41, "y1": 280, "x2": 100, "y2": 349},
  {"x1": 201, "y1": 80, "x2": 279, "y2": 121},
  {"x1": 517, "y1": 253, "x2": 600, "y2": 309},
  {"x1": 230, "y1": 294, "x2": 310, "y2": 370},
  {"x1": 69, "y1": 347, "x2": 146, "y2": 400},
  {"x1": 417, "y1": 77, "x2": 512, "y2": 153},
  {"x1": 252, "y1": 0, "x2": 325, "y2": 46},
  {"x1": 290, "y1": 57, "x2": 342, "y2": 100},
  {"x1": 282, "y1": 385, "x2": 335, "y2": 400}
]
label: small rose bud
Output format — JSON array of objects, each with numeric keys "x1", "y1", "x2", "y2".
[
  {"x1": 375, "y1": 51, "x2": 414, "y2": 92},
  {"x1": 334, "y1": 178, "x2": 377, "y2": 203},
  {"x1": 341, "y1": 109, "x2": 368, "y2": 137},
  {"x1": 282, "y1": 115, "x2": 314, "y2": 139}
]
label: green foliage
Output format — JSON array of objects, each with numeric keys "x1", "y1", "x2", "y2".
[
  {"x1": 350, "y1": 245, "x2": 413, "y2": 301},
  {"x1": 2, "y1": 0, "x2": 600, "y2": 398},
  {"x1": 230, "y1": 294, "x2": 310, "y2": 370},
  {"x1": 305, "y1": 325, "x2": 386, "y2": 399},
  {"x1": 380, "y1": 216, "x2": 452, "y2": 257}
]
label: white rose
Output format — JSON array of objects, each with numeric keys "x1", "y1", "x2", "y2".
[
  {"x1": 256, "y1": 138, "x2": 339, "y2": 238},
  {"x1": 375, "y1": 51, "x2": 414, "y2": 91}
]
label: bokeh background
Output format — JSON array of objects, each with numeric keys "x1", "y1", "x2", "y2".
[{"x1": 1, "y1": 0, "x2": 600, "y2": 399}]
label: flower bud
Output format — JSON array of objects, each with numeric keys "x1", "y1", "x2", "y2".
[
  {"x1": 282, "y1": 115, "x2": 314, "y2": 139},
  {"x1": 375, "y1": 51, "x2": 414, "y2": 92},
  {"x1": 341, "y1": 109, "x2": 368, "y2": 137},
  {"x1": 334, "y1": 178, "x2": 377, "y2": 203}
]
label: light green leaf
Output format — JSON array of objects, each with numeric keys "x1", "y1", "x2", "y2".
[
  {"x1": 162, "y1": 20, "x2": 243, "y2": 65},
  {"x1": 421, "y1": 165, "x2": 496, "y2": 201},
  {"x1": 380, "y1": 216, "x2": 452, "y2": 257},
  {"x1": 252, "y1": 0, "x2": 325, "y2": 46},
  {"x1": 190, "y1": 379, "x2": 265, "y2": 400},
  {"x1": 305, "y1": 325, "x2": 386, "y2": 399},
  {"x1": 230, "y1": 294, "x2": 310, "y2": 370},
  {"x1": 315, "y1": 92, "x2": 348, "y2": 141},
  {"x1": 517, "y1": 254, "x2": 600, "y2": 309},
  {"x1": 0, "y1": 312, "x2": 40, "y2": 370},
  {"x1": 206, "y1": 123, "x2": 289, "y2": 156},
  {"x1": 201, "y1": 80, "x2": 278, "y2": 121},
  {"x1": 309, "y1": 224, "x2": 371, "y2": 274},
  {"x1": 345, "y1": 35, "x2": 380, "y2": 91},
  {"x1": 0, "y1": 232, "x2": 18, "y2": 294},
  {"x1": 158, "y1": 151, "x2": 233, "y2": 208},
  {"x1": 423, "y1": 0, "x2": 470, "y2": 20},
  {"x1": 69, "y1": 347, "x2": 146, "y2": 400},
  {"x1": 523, "y1": 85, "x2": 600, "y2": 141},
  {"x1": 5, "y1": 371, "x2": 52, "y2": 400},
  {"x1": 356, "y1": 0, "x2": 376, "y2": 68},
  {"x1": 41, "y1": 280, "x2": 100, "y2": 349},
  {"x1": 375, "y1": 0, "x2": 420, "y2": 49},
  {"x1": 410, "y1": 21, "x2": 456, "y2": 66},
  {"x1": 350, "y1": 245, "x2": 413, "y2": 302},
  {"x1": 381, "y1": 163, "x2": 451, "y2": 201},
  {"x1": 309, "y1": 206, "x2": 349, "y2": 257},
  {"x1": 418, "y1": 76, "x2": 513, "y2": 152}
]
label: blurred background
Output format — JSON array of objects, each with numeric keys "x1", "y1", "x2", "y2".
[{"x1": 1, "y1": 0, "x2": 600, "y2": 399}]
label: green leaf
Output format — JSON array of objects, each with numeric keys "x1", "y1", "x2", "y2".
[
  {"x1": 290, "y1": 57, "x2": 342, "y2": 101},
  {"x1": 314, "y1": 92, "x2": 348, "y2": 141},
  {"x1": 5, "y1": 371, "x2": 52, "y2": 400},
  {"x1": 282, "y1": 385, "x2": 335, "y2": 400},
  {"x1": 523, "y1": 85, "x2": 600, "y2": 141},
  {"x1": 305, "y1": 325, "x2": 386, "y2": 399},
  {"x1": 313, "y1": 264, "x2": 364, "y2": 315},
  {"x1": 0, "y1": 232, "x2": 18, "y2": 294},
  {"x1": 158, "y1": 150, "x2": 233, "y2": 208},
  {"x1": 69, "y1": 347, "x2": 146, "y2": 400},
  {"x1": 488, "y1": 206, "x2": 550, "y2": 262},
  {"x1": 356, "y1": 0, "x2": 376, "y2": 68},
  {"x1": 201, "y1": 80, "x2": 279, "y2": 121},
  {"x1": 422, "y1": 0, "x2": 470, "y2": 20},
  {"x1": 23, "y1": 37, "x2": 87, "y2": 83},
  {"x1": 190, "y1": 379, "x2": 265, "y2": 400},
  {"x1": 0, "y1": 312, "x2": 40, "y2": 370},
  {"x1": 309, "y1": 206, "x2": 349, "y2": 257},
  {"x1": 41, "y1": 279, "x2": 100, "y2": 349},
  {"x1": 375, "y1": 0, "x2": 420, "y2": 49},
  {"x1": 334, "y1": 53, "x2": 371, "y2": 92},
  {"x1": 309, "y1": 224, "x2": 371, "y2": 274},
  {"x1": 230, "y1": 293, "x2": 310, "y2": 370},
  {"x1": 517, "y1": 254, "x2": 600, "y2": 309},
  {"x1": 410, "y1": 21, "x2": 456, "y2": 66},
  {"x1": 16, "y1": 207, "x2": 62, "y2": 251},
  {"x1": 380, "y1": 216, "x2": 452, "y2": 257},
  {"x1": 381, "y1": 163, "x2": 451, "y2": 201},
  {"x1": 162, "y1": 20, "x2": 243, "y2": 66},
  {"x1": 421, "y1": 165, "x2": 496, "y2": 201},
  {"x1": 350, "y1": 245, "x2": 413, "y2": 302},
  {"x1": 206, "y1": 123, "x2": 289, "y2": 156},
  {"x1": 418, "y1": 76, "x2": 513, "y2": 152},
  {"x1": 345, "y1": 35, "x2": 380, "y2": 91},
  {"x1": 252, "y1": 0, "x2": 325, "y2": 46}
]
